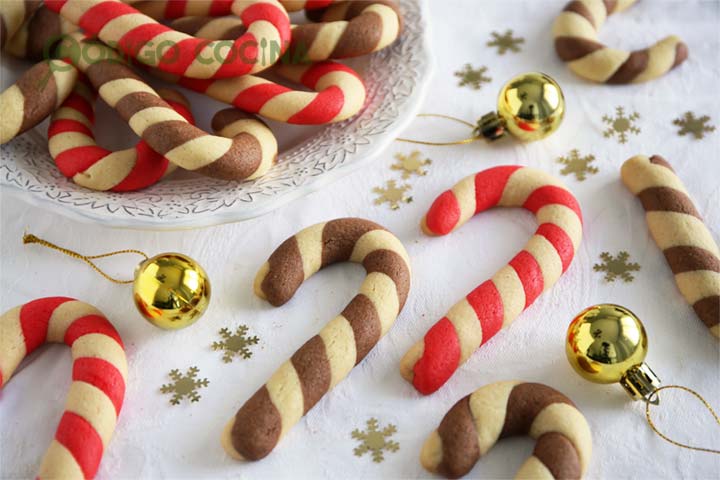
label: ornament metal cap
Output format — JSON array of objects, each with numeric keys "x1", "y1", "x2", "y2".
[{"x1": 566, "y1": 303, "x2": 662, "y2": 404}]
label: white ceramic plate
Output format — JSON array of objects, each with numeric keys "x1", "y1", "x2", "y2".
[{"x1": 0, "y1": 0, "x2": 431, "y2": 230}]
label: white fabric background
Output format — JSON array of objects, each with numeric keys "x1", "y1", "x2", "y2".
[{"x1": 1, "y1": 0, "x2": 719, "y2": 478}]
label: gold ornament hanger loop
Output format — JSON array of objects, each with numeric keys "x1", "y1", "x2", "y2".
[
  {"x1": 645, "y1": 385, "x2": 720, "y2": 455},
  {"x1": 396, "y1": 114, "x2": 482, "y2": 146},
  {"x1": 23, "y1": 233, "x2": 148, "y2": 284}
]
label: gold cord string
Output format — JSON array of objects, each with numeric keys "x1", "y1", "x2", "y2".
[
  {"x1": 23, "y1": 233, "x2": 148, "y2": 285},
  {"x1": 645, "y1": 385, "x2": 720, "y2": 454},
  {"x1": 396, "y1": 113, "x2": 482, "y2": 146}
]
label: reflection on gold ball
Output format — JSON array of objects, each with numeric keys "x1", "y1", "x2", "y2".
[
  {"x1": 497, "y1": 72, "x2": 565, "y2": 141},
  {"x1": 566, "y1": 304, "x2": 648, "y2": 384},
  {"x1": 133, "y1": 253, "x2": 211, "y2": 330}
]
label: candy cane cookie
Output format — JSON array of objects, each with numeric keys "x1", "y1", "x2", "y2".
[
  {"x1": 622, "y1": 155, "x2": 720, "y2": 338},
  {"x1": 290, "y1": 0, "x2": 402, "y2": 61},
  {"x1": 45, "y1": 0, "x2": 291, "y2": 78},
  {"x1": 4, "y1": 6, "x2": 77, "y2": 60},
  {"x1": 553, "y1": 0, "x2": 688, "y2": 84},
  {"x1": 421, "y1": 381, "x2": 592, "y2": 479},
  {"x1": 48, "y1": 76, "x2": 195, "y2": 191},
  {"x1": 401, "y1": 166, "x2": 583, "y2": 395},
  {"x1": 158, "y1": 52, "x2": 366, "y2": 124},
  {"x1": 56, "y1": 34, "x2": 277, "y2": 180},
  {"x1": 0, "y1": 297, "x2": 127, "y2": 479},
  {"x1": 0, "y1": 59, "x2": 78, "y2": 145},
  {"x1": 0, "y1": 0, "x2": 40, "y2": 48},
  {"x1": 222, "y1": 218, "x2": 411, "y2": 460}
]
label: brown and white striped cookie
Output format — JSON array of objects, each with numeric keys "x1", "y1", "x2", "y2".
[
  {"x1": 221, "y1": 218, "x2": 411, "y2": 461},
  {"x1": 0, "y1": 59, "x2": 78, "y2": 145},
  {"x1": 552, "y1": 0, "x2": 688, "y2": 84},
  {"x1": 288, "y1": 0, "x2": 403, "y2": 62},
  {"x1": 621, "y1": 155, "x2": 719, "y2": 338},
  {"x1": 0, "y1": 0, "x2": 40, "y2": 48},
  {"x1": 56, "y1": 33, "x2": 277, "y2": 181},
  {"x1": 421, "y1": 381, "x2": 592, "y2": 479},
  {"x1": 4, "y1": 6, "x2": 77, "y2": 60}
]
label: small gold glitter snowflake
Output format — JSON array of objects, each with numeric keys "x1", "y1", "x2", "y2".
[
  {"x1": 454, "y1": 64, "x2": 491, "y2": 90},
  {"x1": 557, "y1": 149, "x2": 598, "y2": 181},
  {"x1": 593, "y1": 251, "x2": 641, "y2": 283},
  {"x1": 373, "y1": 180, "x2": 412, "y2": 210},
  {"x1": 160, "y1": 367, "x2": 209, "y2": 405},
  {"x1": 602, "y1": 107, "x2": 641, "y2": 144},
  {"x1": 673, "y1": 112, "x2": 715, "y2": 140},
  {"x1": 212, "y1": 325, "x2": 259, "y2": 363},
  {"x1": 391, "y1": 151, "x2": 431, "y2": 179},
  {"x1": 486, "y1": 29, "x2": 524, "y2": 55},
  {"x1": 351, "y1": 418, "x2": 399, "y2": 463}
]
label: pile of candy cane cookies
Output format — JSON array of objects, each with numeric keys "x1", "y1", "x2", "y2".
[
  {"x1": 2, "y1": 1, "x2": 718, "y2": 479},
  {"x1": 0, "y1": 0, "x2": 401, "y2": 188}
]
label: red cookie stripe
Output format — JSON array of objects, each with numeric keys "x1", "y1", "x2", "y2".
[
  {"x1": 19, "y1": 297, "x2": 73, "y2": 353},
  {"x1": 509, "y1": 250, "x2": 544, "y2": 307},
  {"x1": 466, "y1": 281, "x2": 504, "y2": 342},
  {"x1": 474, "y1": 166, "x2": 520, "y2": 213},
  {"x1": 536, "y1": 223, "x2": 575, "y2": 272},
  {"x1": 55, "y1": 412, "x2": 105, "y2": 479},
  {"x1": 412, "y1": 317, "x2": 461, "y2": 395},
  {"x1": 64, "y1": 314, "x2": 123, "y2": 348},
  {"x1": 72, "y1": 357, "x2": 126, "y2": 415},
  {"x1": 524, "y1": 185, "x2": 583, "y2": 222}
]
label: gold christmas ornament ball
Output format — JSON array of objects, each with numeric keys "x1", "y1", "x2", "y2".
[
  {"x1": 566, "y1": 304, "x2": 648, "y2": 384},
  {"x1": 133, "y1": 253, "x2": 211, "y2": 330},
  {"x1": 497, "y1": 72, "x2": 565, "y2": 141}
]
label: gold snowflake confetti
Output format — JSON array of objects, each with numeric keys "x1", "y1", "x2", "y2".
[
  {"x1": 602, "y1": 107, "x2": 640, "y2": 144},
  {"x1": 486, "y1": 29, "x2": 524, "y2": 55},
  {"x1": 593, "y1": 251, "x2": 641, "y2": 283},
  {"x1": 212, "y1": 325, "x2": 259, "y2": 363},
  {"x1": 373, "y1": 180, "x2": 412, "y2": 210},
  {"x1": 391, "y1": 151, "x2": 431, "y2": 179},
  {"x1": 160, "y1": 367, "x2": 209, "y2": 405},
  {"x1": 557, "y1": 149, "x2": 598, "y2": 181},
  {"x1": 351, "y1": 418, "x2": 400, "y2": 463},
  {"x1": 673, "y1": 112, "x2": 715, "y2": 140},
  {"x1": 454, "y1": 64, "x2": 491, "y2": 90}
]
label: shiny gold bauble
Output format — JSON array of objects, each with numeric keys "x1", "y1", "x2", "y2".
[
  {"x1": 133, "y1": 253, "x2": 211, "y2": 330},
  {"x1": 566, "y1": 304, "x2": 648, "y2": 383},
  {"x1": 566, "y1": 304, "x2": 662, "y2": 402},
  {"x1": 497, "y1": 72, "x2": 565, "y2": 141}
]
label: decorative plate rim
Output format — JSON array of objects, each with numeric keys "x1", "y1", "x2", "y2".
[{"x1": 0, "y1": 0, "x2": 433, "y2": 231}]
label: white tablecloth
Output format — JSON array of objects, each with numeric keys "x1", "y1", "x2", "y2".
[{"x1": 1, "y1": 1, "x2": 719, "y2": 478}]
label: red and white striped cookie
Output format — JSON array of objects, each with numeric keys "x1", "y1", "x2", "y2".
[
  {"x1": 222, "y1": 218, "x2": 411, "y2": 460},
  {"x1": 553, "y1": 0, "x2": 688, "y2": 84},
  {"x1": 4, "y1": 6, "x2": 77, "y2": 60},
  {"x1": 56, "y1": 33, "x2": 277, "y2": 181},
  {"x1": 421, "y1": 381, "x2": 592, "y2": 479},
  {"x1": 48, "y1": 76, "x2": 195, "y2": 191},
  {"x1": 0, "y1": 59, "x2": 78, "y2": 145},
  {"x1": 0, "y1": 0, "x2": 40, "y2": 48},
  {"x1": 166, "y1": 59, "x2": 366, "y2": 124},
  {"x1": 46, "y1": 0, "x2": 291, "y2": 79},
  {"x1": 0, "y1": 297, "x2": 127, "y2": 479},
  {"x1": 400, "y1": 166, "x2": 583, "y2": 394}
]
